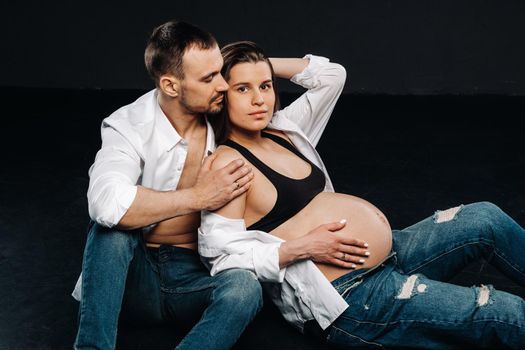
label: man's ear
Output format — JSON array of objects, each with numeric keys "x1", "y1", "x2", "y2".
[{"x1": 159, "y1": 75, "x2": 180, "y2": 97}]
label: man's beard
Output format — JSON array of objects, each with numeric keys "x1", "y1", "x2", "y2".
[
  {"x1": 207, "y1": 99, "x2": 224, "y2": 114},
  {"x1": 179, "y1": 89, "x2": 224, "y2": 115}
]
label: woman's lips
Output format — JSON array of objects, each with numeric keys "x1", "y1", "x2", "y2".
[{"x1": 249, "y1": 110, "x2": 268, "y2": 118}]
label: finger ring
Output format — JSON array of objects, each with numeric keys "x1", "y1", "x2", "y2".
[
  {"x1": 342, "y1": 252, "x2": 346, "y2": 260},
  {"x1": 234, "y1": 181, "x2": 240, "y2": 190}
]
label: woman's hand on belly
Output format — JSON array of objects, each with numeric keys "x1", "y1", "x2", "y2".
[
  {"x1": 278, "y1": 219, "x2": 370, "y2": 269},
  {"x1": 303, "y1": 220, "x2": 371, "y2": 267},
  {"x1": 274, "y1": 192, "x2": 393, "y2": 270}
]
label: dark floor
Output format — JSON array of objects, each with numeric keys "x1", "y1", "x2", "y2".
[{"x1": 0, "y1": 88, "x2": 524, "y2": 349}]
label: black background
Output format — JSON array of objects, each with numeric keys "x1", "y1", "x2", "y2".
[
  {"x1": 1, "y1": 1, "x2": 525, "y2": 349},
  {"x1": 1, "y1": 0, "x2": 524, "y2": 94}
]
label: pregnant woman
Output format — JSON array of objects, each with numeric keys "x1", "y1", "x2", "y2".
[{"x1": 199, "y1": 41, "x2": 525, "y2": 348}]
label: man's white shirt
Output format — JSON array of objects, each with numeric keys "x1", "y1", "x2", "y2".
[{"x1": 74, "y1": 55, "x2": 348, "y2": 332}]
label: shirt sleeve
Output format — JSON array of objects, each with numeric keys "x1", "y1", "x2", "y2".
[
  {"x1": 87, "y1": 123, "x2": 141, "y2": 228},
  {"x1": 275, "y1": 54, "x2": 347, "y2": 147},
  {"x1": 198, "y1": 211, "x2": 287, "y2": 283}
]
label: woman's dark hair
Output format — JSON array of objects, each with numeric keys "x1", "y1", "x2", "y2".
[
  {"x1": 211, "y1": 41, "x2": 281, "y2": 144},
  {"x1": 144, "y1": 20, "x2": 217, "y2": 86}
]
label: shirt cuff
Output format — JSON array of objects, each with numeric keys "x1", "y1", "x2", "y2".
[
  {"x1": 71, "y1": 274, "x2": 82, "y2": 301},
  {"x1": 290, "y1": 54, "x2": 331, "y2": 89},
  {"x1": 89, "y1": 183, "x2": 137, "y2": 228},
  {"x1": 252, "y1": 242, "x2": 287, "y2": 282},
  {"x1": 112, "y1": 184, "x2": 137, "y2": 227}
]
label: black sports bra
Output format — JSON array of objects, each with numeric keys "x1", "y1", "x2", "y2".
[{"x1": 223, "y1": 132, "x2": 325, "y2": 232}]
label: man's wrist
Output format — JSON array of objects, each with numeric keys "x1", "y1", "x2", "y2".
[{"x1": 173, "y1": 188, "x2": 203, "y2": 214}]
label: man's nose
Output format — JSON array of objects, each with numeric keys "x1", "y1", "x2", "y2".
[{"x1": 216, "y1": 74, "x2": 229, "y2": 92}]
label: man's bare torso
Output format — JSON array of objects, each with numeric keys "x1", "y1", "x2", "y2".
[{"x1": 144, "y1": 123, "x2": 207, "y2": 251}]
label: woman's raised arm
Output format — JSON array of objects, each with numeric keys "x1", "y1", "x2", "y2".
[{"x1": 269, "y1": 57, "x2": 309, "y2": 79}]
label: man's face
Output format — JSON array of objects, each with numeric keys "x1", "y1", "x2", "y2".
[{"x1": 178, "y1": 45, "x2": 229, "y2": 115}]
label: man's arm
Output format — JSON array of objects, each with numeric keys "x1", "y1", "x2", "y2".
[
  {"x1": 118, "y1": 155, "x2": 252, "y2": 230},
  {"x1": 88, "y1": 126, "x2": 252, "y2": 230}
]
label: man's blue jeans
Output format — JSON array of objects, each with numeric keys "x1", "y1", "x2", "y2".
[
  {"x1": 325, "y1": 202, "x2": 525, "y2": 348},
  {"x1": 74, "y1": 222, "x2": 262, "y2": 350}
]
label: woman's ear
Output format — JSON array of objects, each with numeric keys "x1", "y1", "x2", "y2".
[{"x1": 159, "y1": 75, "x2": 180, "y2": 98}]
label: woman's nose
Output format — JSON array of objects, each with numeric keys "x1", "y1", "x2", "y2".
[{"x1": 252, "y1": 91, "x2": 264, "y2": 105}]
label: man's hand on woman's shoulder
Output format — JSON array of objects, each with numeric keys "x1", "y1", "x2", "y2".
[{"x1": 190, "y1": 149, "x2": 253, "y2": 211}]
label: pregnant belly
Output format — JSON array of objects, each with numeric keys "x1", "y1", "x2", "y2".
[{"x1": 271, "y1": 192, "x2": 393, "y2": 281}]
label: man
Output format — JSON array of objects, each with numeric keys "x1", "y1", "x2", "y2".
[
  {"x1": 73, "y1": 20, "x2": 363, "y2": 350},
  {"x1": 73, "y1": 20, "x2": 259, "y2": 350}
]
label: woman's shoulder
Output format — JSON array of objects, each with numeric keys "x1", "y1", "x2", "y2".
[{"x1": 210, "y1": 144, "x2": 246, "y2": 170}]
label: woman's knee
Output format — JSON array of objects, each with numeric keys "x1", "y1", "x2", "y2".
[
  {"x1": 468, "y1": 202, "x2": 508, "y2": 227},
  {"x1": 468, "y1": 201, "x2": 504, "y2": 217},
  {"x1": 462, "y1": 201, "x2": 516, "y2": 241}
]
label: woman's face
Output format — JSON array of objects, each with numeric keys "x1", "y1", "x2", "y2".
[{"x1": 226, "y1": 61, "x2": 275, "y2": 133}]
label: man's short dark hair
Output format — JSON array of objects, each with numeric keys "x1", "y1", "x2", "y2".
[{"x1": 144, "y1": 20, "x2": 217, "y2": 85}]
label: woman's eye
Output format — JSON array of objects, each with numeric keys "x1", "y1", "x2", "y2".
[
  {"x1": 237, "y1": 86, "x2": 248, "y2": 93},
  {"x1": 261, "y1": 83, "x2": 272, "y2": 90}
]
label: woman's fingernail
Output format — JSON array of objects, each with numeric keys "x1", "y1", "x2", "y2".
[
  {"x1": 365, "y1": 251, "x2": 370, "y2": 256},
  {"x1": 339, "y1": 219, "x2": 347, "y2": 224},
  {"x1": 364, "y1": 242, "x2": 369, "y2": 247},
  {"x1": 351, "y1": 264, "x2": 356, "y2": 268},
  {"x1": 359, "y1": 259, "x2": 365, "y2": 263}
]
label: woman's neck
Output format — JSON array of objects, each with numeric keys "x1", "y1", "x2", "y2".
[{"x1": 229, "y1": 128, "x2": 265, "y2": 148}]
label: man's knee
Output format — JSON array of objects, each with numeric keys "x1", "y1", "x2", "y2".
[
  {"x1": 86, "y1": 221, "x2": 141, "y2": 256},
  {"x1": 215, "y1": 269, "x2": 263, "y2": 312}
]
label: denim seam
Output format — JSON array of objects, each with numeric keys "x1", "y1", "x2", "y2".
[
  {"x1": 328, "y1": 325, "x2": 384, "y2": 348},
  {"x1": 340, "y1": 279, "x2": 363, "y2": 298},
  {"x1": 141, "y1": 245, "x2": 160, "y2": 275},
  {"x1": 493, "y1": 248, "x2": 525, "y2": 279},
  {"x1": 403, "y1": 239, "x2": 493, "y2": 275},
  {"x1": 360, "y1": 266, "x2": 392, "y2": 307},
  {"x1": 335, "y1": 277, "x2": 361, "y2": 293},
  {"x1": 161, "y1": 284, "x2": 217, "y2": 294},
  {"x1": 336, "y1": 315, "x2": 523, "y2": 328}
]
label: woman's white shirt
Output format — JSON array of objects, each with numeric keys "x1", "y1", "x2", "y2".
[{"x1": 198, "y1": 55, "x2": 348, "y2": 331}]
